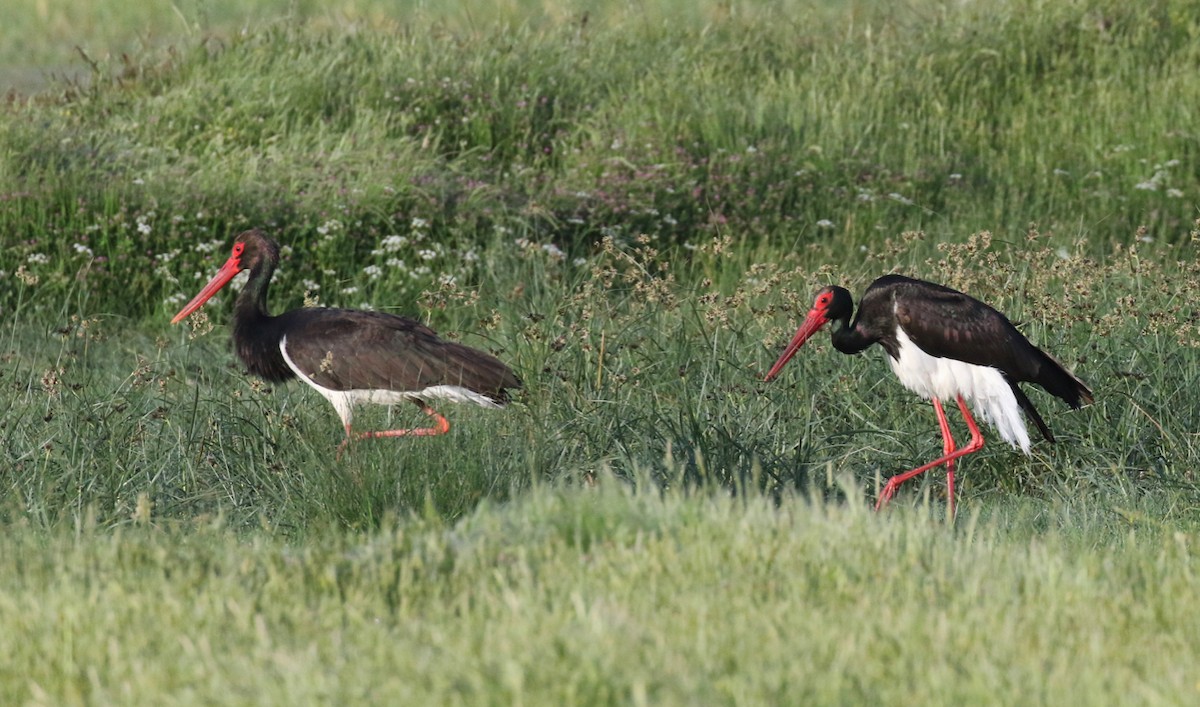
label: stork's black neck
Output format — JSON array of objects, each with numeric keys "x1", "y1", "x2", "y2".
[
  {"x1": 830, "y1": 286, "x2": 907, "y2": 360},
  {"x1": 231, "y1": 259, "x2": 294, "y2": 382},
  {"x1": 823, "y1": 284, "x2": 901, "y2": 359},
  {"x1": 830, "y1": 313, "x2": 877, "y2": 355},
  {"x1": 233, "y1": 261, "x2": 275, "y2": 326}
]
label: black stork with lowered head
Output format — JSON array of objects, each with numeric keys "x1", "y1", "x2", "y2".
[
  {"x1": 172, "y1": 229, "x2": 521, "y2": 454},
  {"x1": 764, "y1": 274, "x2": 1092, "y2": 517}
]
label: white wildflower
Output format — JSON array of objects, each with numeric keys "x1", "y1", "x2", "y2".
[
  {"x1": 816, "y1": 219, "x2": 835, "y2": 229},
  {"x1": 382, "y1": 235, "x2": 408, "y2": 251},
  {"x1": 317, "y1": 219, "x2": 343, "y2": 237}
]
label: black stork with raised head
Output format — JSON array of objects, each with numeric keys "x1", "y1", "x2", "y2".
[
  {"x1": 172, "y1": 229, "x2": 521, "y2": 454},
  {"x1": 764, "y1": 274, "x2": 1092, "y2": 516}
]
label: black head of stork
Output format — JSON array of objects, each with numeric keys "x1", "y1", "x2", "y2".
[
  {"x1": 765, "y1": 274, "x2": 1092, "y2": 516},
  {"x1": 172, "y1": 229, "x2": 522, "y2": 454}
]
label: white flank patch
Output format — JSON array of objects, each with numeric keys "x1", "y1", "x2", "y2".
[
  {"x1": 887, "y1": 327, "x2": 1031, "y2": 453},
  {"x1": 280, "y1": 336, "x2": 501, "y2": 430}
]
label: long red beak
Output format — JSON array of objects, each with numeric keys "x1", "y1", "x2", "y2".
[
  {"x1": 763, "y1": 308, "x2": 830, "y2": 382},
  {"x1": 170, "y1": 254, "x2": 243, "y2": 324}
]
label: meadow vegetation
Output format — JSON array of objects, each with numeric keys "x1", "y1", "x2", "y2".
[{"x1": 2, "y1": 0, "x2": 1200, "y2": 703}]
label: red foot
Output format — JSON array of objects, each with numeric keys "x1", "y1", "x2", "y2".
[{"x1": 874, "y1": 395, "x2": 981, "y2": 519}]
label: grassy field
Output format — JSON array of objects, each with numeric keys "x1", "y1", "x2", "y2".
[
  {"x1": 3, "y1": 483, "x2": 1199, "y2": 704},
  {"x1": 3, "y1": 0, "x2": 1200, "y2": 703}
]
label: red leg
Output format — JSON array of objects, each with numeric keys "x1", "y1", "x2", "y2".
[
  {"x1": 337, "y1": 405, "x2": 451, "y2": 458},
  {"x1": 934, "y1": 398, "x2": 958, "y2": 519},
  {"x1": 948, "y1": 395, "x2": 984, "y2": 518},
  {"x1": 875, "y1": 395, "x2": 984, "y2": 516}
]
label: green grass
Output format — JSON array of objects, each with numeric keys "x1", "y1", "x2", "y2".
[
  {"x1": 7, "y1": 228, "x2": 1197, "y2": 531},
  {"x1": 3, "y1": 0, "x2": 1200, "y2": 703},
  {"x1": 2, "y1": 482, "x2": 1199, "y2": 704},
  {"x1": 3, "y1": 0, "x2": 1197, "y2": 323}
]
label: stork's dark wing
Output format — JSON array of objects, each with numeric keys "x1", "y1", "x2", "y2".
[
  {"x1": 888, "y1": 278, "x2": 1091, "y2": 410},
  {"x1": 892, "y1": 285, "x2": 1032, "y2": 374},
  {"x1": 276, "y1": 309, "x2": 521, "y2": 404}
]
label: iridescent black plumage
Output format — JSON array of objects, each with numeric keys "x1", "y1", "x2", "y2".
[{"x1": 174, "y1": 229, "x2": 520, "y2": 446}]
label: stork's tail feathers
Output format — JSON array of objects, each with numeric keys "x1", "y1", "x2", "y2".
[
  {"x1": 1010, "y1": 383, "x2": 1055, "y2": 444},
  {"x1": 1034, "y1": 349, "x2": 1093, "y2": 410},
  {"x1": 441, "y1": 341, "x2": 523, "y2": 406},
  {"x1": 1007, "y1": 346, "x2": 1091, "y2": 445}
]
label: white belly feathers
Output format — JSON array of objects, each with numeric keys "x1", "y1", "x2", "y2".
[{"x1": 886, "y1": 327, "x2": 1031, "y2": 453}]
